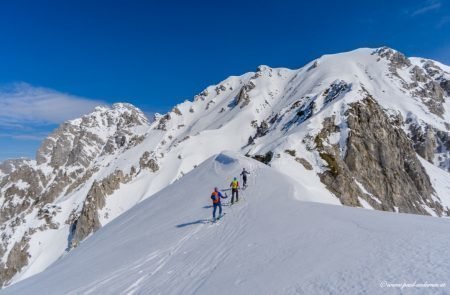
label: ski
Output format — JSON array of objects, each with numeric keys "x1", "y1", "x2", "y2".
[{"x1": 210, "y1": 213, "x2": 226, "y2": 224}]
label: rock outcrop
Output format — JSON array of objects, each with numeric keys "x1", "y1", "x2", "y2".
[
  {"x1": 0, "y1": 104, "x2": 149, "y2": 286},
  {"x1": 1, "y1": 46, "x2": 449, "y2": 288},
  {"x1": 70, "y1": 170, "x2": 132, "y2": 247},
  {"x1": 315, "y1": 97, "x2": 444, "y2": 215}
]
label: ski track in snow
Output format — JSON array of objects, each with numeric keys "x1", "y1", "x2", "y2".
[
  {"x1": 73, "y1": 162, "x2": 256, "y2": 295},
  {"x1": 3, "y1": 46, "x2": 450, "y2": 293},
  {"x1": 5, "y1": 152, "x2": 450, "y2": 295}
]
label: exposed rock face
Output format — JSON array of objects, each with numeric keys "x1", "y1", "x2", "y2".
[
  {"x1": 374, "y1": 47, "x2": 411, "y2": 69},
  {"x1": 294, "y1": 101, "x2": 315, "y2": 125},
  {"x1": 412, "y1": 81, "x2": 445, "y2": 117},
  {"x1": 295, "y1": 158, "x2": 313, "y2": 170},
  {"x1": 423, "y1": 61, "x2": 442, "y2": 77},
  {"x1": 37, "y1": 204, "x2": 61, "y2": 229},
  {"x1": 284, "y1": 150, "x2": 313, "y2": 170},
  {"x1": 255, "y1": 121, "x2": 269, "y2": 138},
  {"x1": 172, "y1": 107, "x2": 182, "y2": 116},
  {"x1": 139, "y1": 152, "x2": 160, "y2": 172},
  {"x1": 408, "y1": 122, "x2": 450, "y2": 172},
  {"x1": 156, "y1": 114, "x2": 171, "y2": 131},
  {"x1": 0, "y1": 236, "x2": 30, "y2": 287},
  {"x1": 0, "y1": 103, "x2": 149, "y2": 286},
  {"x1": 235, "y1": 81, "x2": 255, "y2": 108},
  {"x1": 1, "y1": 47, "x2": 449, "y2": 288},
  {"x1": 250, "y1": 151, "x2": 273, "y2": 165},
  {"x1": 70, "y1": 170, "x2": 131, "y2": 247},
  {"x1": 37, "y1": 103, "x2": 148, "y2": 168},
  {"x1": 0, "y1": 160, "x2": 29, "y2": 175},
  {"x1": 0, "y1": 166, "x2": 44, "y2": 223},
  {"x1": 316, "y1": 97, "x2": 444, "y2": 216},
  {"x1": 440, "y1": 79, "x2": 450, "y2": 95},
  {"x1": 374, "y1": 47, "x2": 448, "y2": 118},
  {"x1": 323, "y1": 80, "x2": 351, "y2": 104},
  {"x1": 215, "y1": 84, "x2": 227, "y2": 95},
  {"x1": 410, "y1": 66, "x2": 428, "y2": 83},
  {"x1": 409, "y1": 124, "x2": 438, "y2": 162}
]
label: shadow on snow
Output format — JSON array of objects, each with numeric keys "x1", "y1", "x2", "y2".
[{"x1": 176, "y1": 219, "x2": 210, "y2": 228}]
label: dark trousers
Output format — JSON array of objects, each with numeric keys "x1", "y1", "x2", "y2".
[
  {"x1": 243, "y1": 176, "x2": 247, "y2": 186},
  {"x1": 213, "y1": 203, "x2": 222, "y2": 219},
  {"x1": 231, "y1": 188, "x2": 239, "y2": 203}
]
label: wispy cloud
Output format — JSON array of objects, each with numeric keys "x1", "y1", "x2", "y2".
[
  {"x1": 0, "y1": 82, "x2": 106, "y2": 128},
  {"x1": 0, "y1": 83, "x2": 108, "y2": 162},
  {"x1": 437, "y1": 15, "x2": 450, "y2": 27},
  {"x1": 409, "y1": 0, "x2": 442, "y2": 17},
  {"x1": 0, "y1": 133, "x2": 46, "y2": 141}
]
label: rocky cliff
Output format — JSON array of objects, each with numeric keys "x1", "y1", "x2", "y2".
[{"x1": 0, "y1": 47, "x2": 449, "y2": 287}]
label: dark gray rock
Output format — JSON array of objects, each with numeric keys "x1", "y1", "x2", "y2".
[
  {"x1": 440, "y1": 79, "x2": 450, "y2": 96},
  {"x1": 139, "y1": 152, "x2": 160, "y2": 172},
  {"x1": 323, "y1": 80, "x2": 351, "y2": 104}
]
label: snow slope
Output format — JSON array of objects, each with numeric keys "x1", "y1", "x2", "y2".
[
  {"x1": 1, "y1": 46, "x2": 450, "y2": 287},
  {"x1": 5, "y1": 152, "x2": 450, "y2": 295}
]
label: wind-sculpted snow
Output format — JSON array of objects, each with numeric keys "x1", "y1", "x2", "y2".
[{"x1": 4, "y1": 153, "x2": 450, "y2": 295}]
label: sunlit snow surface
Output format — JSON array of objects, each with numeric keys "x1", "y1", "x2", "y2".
[
  {"x1": 2, "y1": 47, "x2": 450, "y2": 290},
  {"x1": 4, "y1": 153, "x2": 450, "y2": 294}
]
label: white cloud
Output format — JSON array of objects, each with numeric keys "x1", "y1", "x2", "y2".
[
  {"x1": 0, "y1": 82, "x2": 106, "y2": 127},
  {"x1": 0, "y1": 133, "x2": 46, "y2": 141},
  {"x1": 410, "y1": 0, "x2": 441, "y2": 16}
]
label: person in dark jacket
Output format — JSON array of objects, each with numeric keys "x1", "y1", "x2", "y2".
[{"x1": 240, "y1": 168, "x2": 250, "y2": 188}]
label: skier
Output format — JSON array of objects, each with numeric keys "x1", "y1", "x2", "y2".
[
  {"x1": 211, "y1": 187, "x2": 227, "y2": 221},
  {"x1": 240, "y1": 168, "x2": 250, "y2": 188},
  {"x1": 230, "y1": 177, "x2": 240, "y2": 204}
]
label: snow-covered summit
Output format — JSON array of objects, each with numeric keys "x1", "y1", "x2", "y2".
[
  {"x1": 36, "y1": 102, "x2": 149, "y2": 167},
  {"x1": 0, "y1": 46, "x2": 449, "y2": 288}
]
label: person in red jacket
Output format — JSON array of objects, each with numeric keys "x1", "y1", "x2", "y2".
[{"x1": 211, "y1": 187, "x2": 227, "y2": 221}]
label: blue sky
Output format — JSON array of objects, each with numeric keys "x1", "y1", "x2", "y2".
[{"x1": 0, "y1": 0, "x2": 449, "y2": 161}]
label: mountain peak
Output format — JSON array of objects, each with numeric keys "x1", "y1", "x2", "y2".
[
  {"x1": 371, "y1": 46, "x2": 411, "y2": 67},
  {"x1": 1, "y1": 47, "x2": 449, "y2": 289},
  {"x1": 35, "y1": 102, "x2": 149, "y2": 167}
]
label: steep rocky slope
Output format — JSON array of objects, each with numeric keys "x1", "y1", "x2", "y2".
[
  {"x1": 0, "y1": 47, "x2": 449, "y2": 287},
  {"x1": 0, "y1": 103, "x2": 150, "y2": 285}
]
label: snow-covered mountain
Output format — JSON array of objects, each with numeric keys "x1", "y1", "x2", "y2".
[
  {"x1": 4, "y1": 152, "x2": 450, "y2": 294},
  {"x1": 1, "y1": 47, "x2": 450, "y2": 289}
]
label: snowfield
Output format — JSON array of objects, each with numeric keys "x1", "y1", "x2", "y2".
[{"x1": 4, "y1": 152, "x2": 450, "y2": 295}]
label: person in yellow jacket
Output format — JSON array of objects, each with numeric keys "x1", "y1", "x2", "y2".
[{"x1": 230, "y1": 177, "x2": 240, "y2": 204}]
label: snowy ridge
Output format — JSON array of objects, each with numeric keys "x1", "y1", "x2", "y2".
[
  {"x1": 0, "y1": 46, "x2": 449, "y2": 287},
  {"x1": 4, "y1": 152, "x2": 450, "y2": 294}
]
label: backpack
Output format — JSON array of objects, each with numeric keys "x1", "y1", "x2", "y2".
[{"x1": 211, "y1": 191, "x2": 221, "y2": 204}]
